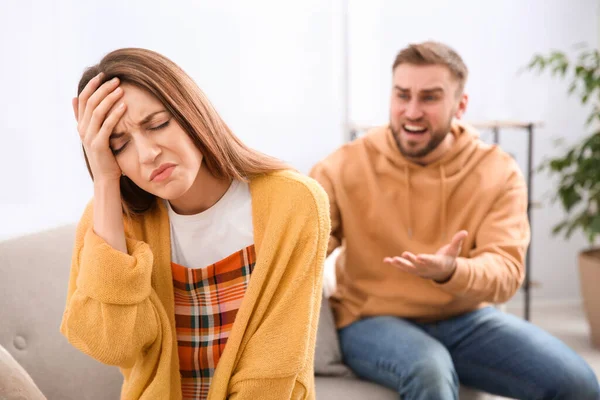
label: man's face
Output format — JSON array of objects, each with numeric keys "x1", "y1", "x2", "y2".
[{"x1": 389, "y1": 64, "x2": 468, "y2": 159}]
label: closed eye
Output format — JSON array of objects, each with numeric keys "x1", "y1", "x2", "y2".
[
  {"x1": 149, "y1": 119, "x2": 171, "y2": 131},
  {"x1": 111, "y1": 142, "x2": 128, "y2": 156}
]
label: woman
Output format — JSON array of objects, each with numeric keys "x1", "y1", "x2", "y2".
[{"x1": 60, "y1": 48, "x2": 330, "y2": 400}]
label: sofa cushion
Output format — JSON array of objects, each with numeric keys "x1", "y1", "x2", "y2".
[
  {"x1": 316, "y1": 376, "x2": 396, "y2": 399},
  {"x1": 315, "y1": 296, "x2": 355, "y2": 377},
  {"x1": 0, "y1": 345, "x2": 46, "y2": 400},
  {"x1": 315, "y1": 377, "x2": 507, "y2": 400},
  {"x1": 0, "y1": 225, "x2": 122, "y2": 399}
]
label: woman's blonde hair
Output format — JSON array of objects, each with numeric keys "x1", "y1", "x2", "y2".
[{"x1": 77, "y1": 48, "x2": 288, "y2": 215}]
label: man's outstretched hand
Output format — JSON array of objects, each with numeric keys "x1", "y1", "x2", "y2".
[{"x1": 384, "y1": 230, "x2": 468, "y2": 283}]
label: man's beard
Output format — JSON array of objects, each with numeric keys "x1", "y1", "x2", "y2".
[{"x1": 390, "y1": 119, "x2": 452, "y2": 159}]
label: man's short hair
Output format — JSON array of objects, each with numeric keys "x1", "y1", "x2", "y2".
[{"x1": 392, "y1": 41, "x2": 468, "y2": 94}]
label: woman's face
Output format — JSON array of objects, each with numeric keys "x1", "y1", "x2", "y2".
[{"x1": 109, "y1": 83, "x2": 203, "y2": 200}]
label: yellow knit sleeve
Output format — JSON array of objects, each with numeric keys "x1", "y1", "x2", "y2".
[
  {"x1": 76, "y1": 228, "x2": 153, "y2": 304},
  {"x1": 229, "y1": 377, "x2": 308, "y2": 400},
  {"x1": 60, "y1": 202, "x2": 159, "y2": 368}
]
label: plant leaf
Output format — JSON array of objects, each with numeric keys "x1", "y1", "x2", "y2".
[
  {"x1": 590, "y1": 214, "x2": 600, "y2": 234},
  {"x1": 524, "y1": 46, "x2": 600, "y2": 244}
]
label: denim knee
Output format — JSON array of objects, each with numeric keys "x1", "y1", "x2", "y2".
[
  {"x1": 403, "y1": 357, "x2": 459, "y2": 394},
  {"x1": 544, "y1": 369, "x2": 600, "y2": 400}
]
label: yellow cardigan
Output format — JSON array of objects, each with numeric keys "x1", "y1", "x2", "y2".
[{"x1": 60, "y1": 170, "x2": 330, "y2": 400}]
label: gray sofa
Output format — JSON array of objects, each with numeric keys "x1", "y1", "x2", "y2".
[{"x1": 0, "y1": 224, "x2": 505, "y2": 399}]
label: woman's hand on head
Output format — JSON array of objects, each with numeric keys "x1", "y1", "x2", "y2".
[{"x1": 73, "y1": 73, "x2": 127, "y2": 184}]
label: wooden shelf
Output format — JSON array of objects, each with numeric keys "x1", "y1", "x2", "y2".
[{"x1": 469, "y1": 121, "x2": 544, "y2": 130}]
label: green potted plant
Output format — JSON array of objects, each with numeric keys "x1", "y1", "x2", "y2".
[{"x1": 527, "y1": 45, "x2": 600, "y2": 348}]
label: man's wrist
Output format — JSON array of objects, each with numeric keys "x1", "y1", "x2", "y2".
[{"x1": 434, "y1": 259, "x2": 458, "y2": 283}]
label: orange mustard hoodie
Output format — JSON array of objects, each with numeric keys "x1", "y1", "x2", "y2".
[{"x1": 309, "y1": 121, "x2": 530, "y2": 328}]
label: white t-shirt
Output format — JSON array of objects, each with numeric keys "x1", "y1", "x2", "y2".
[{"x1": 166, "y1": 180, "x2": 254, "y2": 269}]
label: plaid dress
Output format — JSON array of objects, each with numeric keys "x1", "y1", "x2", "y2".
[{"x1": 172, "y1": 244, "x2": 256, "y2": 400}]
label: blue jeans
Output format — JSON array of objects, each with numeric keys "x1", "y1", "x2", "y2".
[{"x1": 338, "y1": 307, "x2": 600, "y2": 400}]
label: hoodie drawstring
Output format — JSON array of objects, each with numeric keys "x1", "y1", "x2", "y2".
[
  {"x1": 440, "y1": 165, "x2": 447, "y2": 242},
  {"x1": 405, "y1": 164, "x2": 447, "y2": 242},
  {"x1": 404, "y1": 165, "x2": 413, "y2": 239}
]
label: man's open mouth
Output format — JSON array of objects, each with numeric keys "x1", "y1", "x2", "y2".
[{"x1": 403, "y1": 124, "x2": 427, "y2": 134}]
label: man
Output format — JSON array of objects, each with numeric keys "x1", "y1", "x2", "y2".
[{"x1": 309, "y1": 41, "x2": 599, "y2": 400}]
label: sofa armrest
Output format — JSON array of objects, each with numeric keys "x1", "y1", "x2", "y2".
[{"x1": 0, "y1": 345, "x2": 46, "y2": 400}]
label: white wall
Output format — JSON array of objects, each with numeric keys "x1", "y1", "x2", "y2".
[
  {"x1": 0, "y1": 0, "x2": 346, "y2": 240},
  {"x1": 346, "y1": 0, "x2": 599, "y2": 305},
  {"x1": 1, "y1": 0, "x2": 597, "y2": 304}
]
